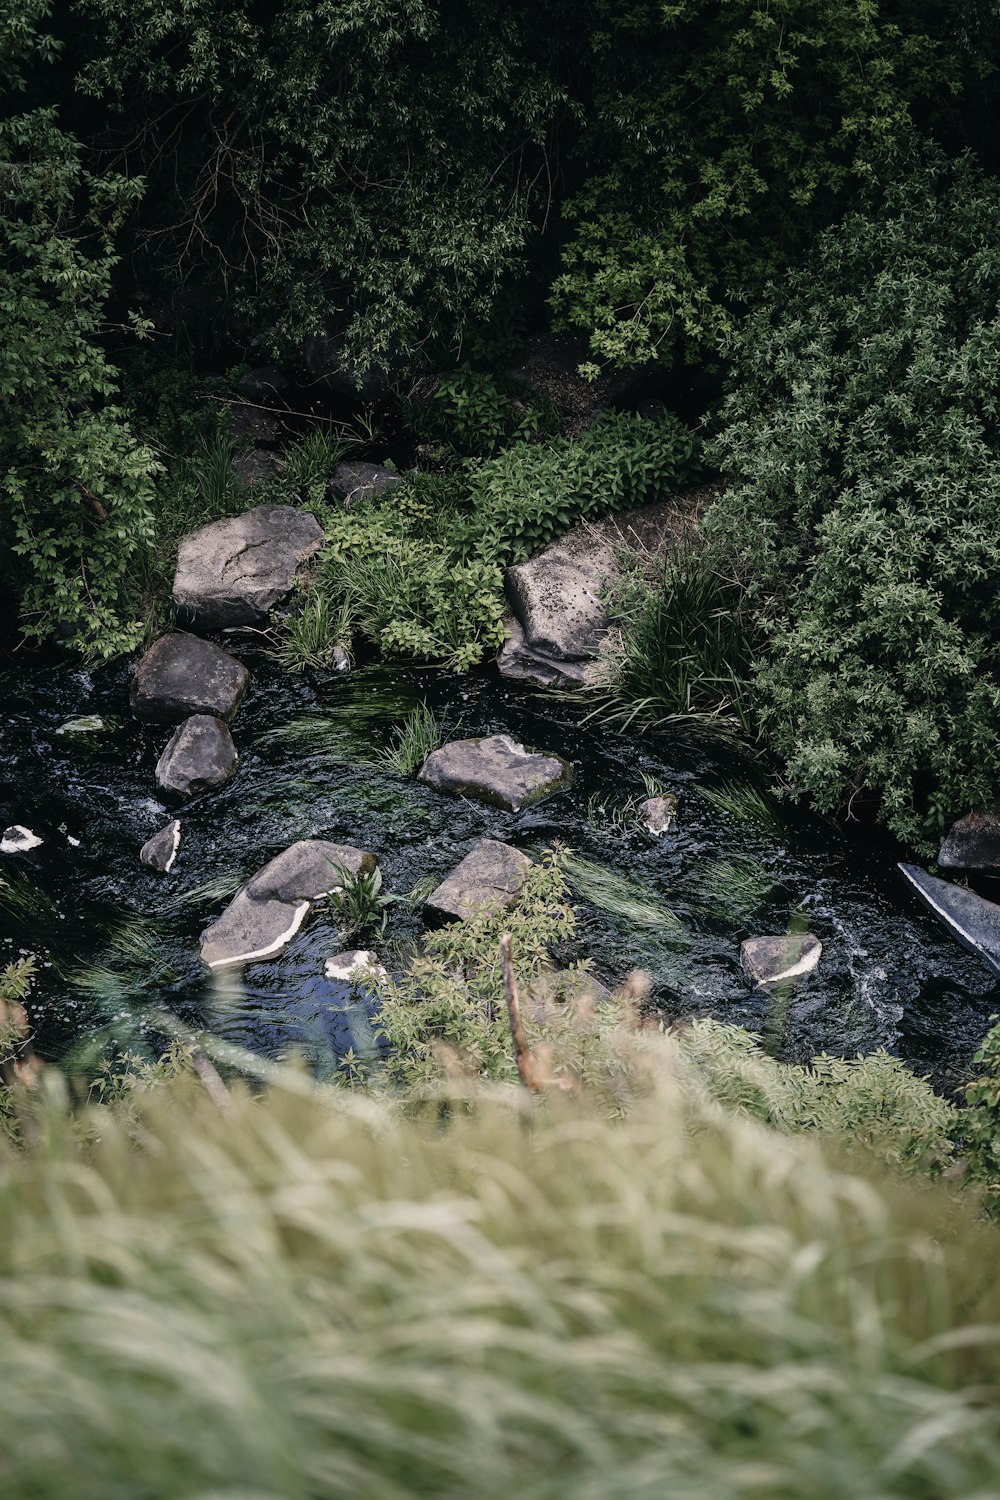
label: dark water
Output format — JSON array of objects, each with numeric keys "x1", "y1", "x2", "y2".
[{"x1": 1, "y1": 639, "x2": 996, "y2": 1090}]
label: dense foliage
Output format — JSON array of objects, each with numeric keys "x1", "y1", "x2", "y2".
[{"x1": 708, "y1": 155, "x2": 1000, "y2": 845}]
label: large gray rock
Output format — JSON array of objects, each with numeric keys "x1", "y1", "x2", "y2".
[
  {"x1": 899, "y1": 862, "x2": 1000, "y2": 976},
  {"x1": 131, "y1": 633, "x2": 249, "y2": 723},
  {"x1": 741, "y1": 933, "x2": 822, "y2": 987},
  {"x1": 140, "y1": 819, "x2": 182, "y2": 874},
  {"x1": 419, "y1": 735, "x2": 572, "y2": 812},
  {"x1": 938, "y1": 810, "x2": 1000, "y2": 873},
  {"x1": 497, "y1": 616, "x2": 596, "y2": 690},
  {"x1": 201, "y1": 839, "x2": 378, "y2": 969},
  {"x1": 505, "y1": 533, "x2": 616, "y2": 661},
  {"x1": 172, "y1": 505, "x2": 324, "y2": 629},
  {"x1": 424, "y1": 839, "x2": 534, "y2": 921},
  {"x1": 155, "y1": 715, "x2": 237, "y2": 801},
  {"x1": 327, "y1": 462, "x2": 403, "y2": 507}
]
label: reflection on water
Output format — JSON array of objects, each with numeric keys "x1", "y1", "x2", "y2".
[{"x1": 1, "y1": 641, "x2": 997, "y2": 1090}]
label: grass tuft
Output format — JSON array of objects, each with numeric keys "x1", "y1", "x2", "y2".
[{"x1": 378, "y1": 701, "x2": 448, "y2": 774}]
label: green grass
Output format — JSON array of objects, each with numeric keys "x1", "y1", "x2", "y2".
[
  {"x1": 1, "y1": 1051, "x2": 999, "y2": 1498},
  {"x1": 270, "y1": 590, "x2": 355, "y2": 674},
  {"x1": 377, "y1": 701, "x2": 448, "y2": 774},
  {"x1": 561, "y1": 851, "x2": 687, "y2": 939}
]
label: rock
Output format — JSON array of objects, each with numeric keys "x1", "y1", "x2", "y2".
[
  {"x1": 229, "y1": 405, "x2": 281, "y2": 447},
  {"x1": 302, "y1": 333, "x2": 397, "y2": 400},
  {"x1": 172, "y1": 505, "x2": 324, "y2": 629},
  {"x1": 496, "y1": 616, "x2": 596, "y2": 690},
  {"x1": 899, "y1": 862, "x2": 1000, "y2": 976},
  {"x1": 327, "y1": 461, "x2": 404, "y2": 507},
  {"x1": 201, "y1": 839, "x2": 378, "y2": 968},
  {"x1": 424, "y1": 838, "x2": 534, "y2": 921},
  {"x1": 131, "y1": 634, "x2": 249, "y2": 724},
  {"x1": 330, "y1": 644, "x2": 352, "y2": 674},
  {"x1": 155, "y1": 715, "x2": 237, "y2": 801},
  {"x1": 741, "y1": 933, "x2": 822, "y2": 987},
  {"x1": 640, "y1": 795, "x2": 677, "y2": 834},
  {"x1": 235, "y1": 365, "x2": 289, "y2": 404},
  {"x1": 938, "y1": 809, "x2": 1000, "y2": 873},
  {"x1": 232, "y1": 450, "x2": 287, "y2": 491},
  {"x1": 505, "y1": 533, "x2": 616, "y2": 662},
  {"x1": 55, "y1": 715, "x2": 106, "y2": 735},
  {"x1": 1, "y1": 825, "x2": 44, "y2": 854},
  {"x1": 324, "y1": 949, "x2": 388, "y2": 984},
  {"x1": 140, "y1": 820, "x2": 182, "y2": 874},
  {"x1": 419, "y1": 735, "x2": 572, "y2": 812}
]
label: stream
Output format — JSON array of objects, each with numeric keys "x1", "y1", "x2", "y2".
[{"x1": 1, "y1": 636, "x2": 997, "y2": 1091}]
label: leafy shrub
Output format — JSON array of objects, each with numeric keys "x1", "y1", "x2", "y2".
[
  {"x1": 313, "y1": 410, "x2": 702, "y2": 671},
  {"x1": 406, "y1": 366, "x2": 559, "y2": 457},
  {"x1": 708, "y1": 154, "x2": 1000, "y2": 846}
]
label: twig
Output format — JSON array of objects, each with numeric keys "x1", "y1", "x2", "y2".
[{"x1": 501, "y1": 932, "x2": 538, "y2": 1092}]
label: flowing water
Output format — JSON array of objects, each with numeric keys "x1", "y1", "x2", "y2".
[{"x1": 1, "y1": 636, "x2": 996, "y2": 1090}]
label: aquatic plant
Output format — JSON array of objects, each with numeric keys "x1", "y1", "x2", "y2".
[
  {"x1": 685, "y1": 856, "x2": 776, "y2": 925},
  {"x1": 270, "y1": 590, "x2": 355, "y2": 674},
  {"x1": 283, "y1": 422, "x2": 358, "y2": 494},
  {"x1": 697, "y1": 779, "x2": 786, "y2": 836},
  {"x1": 325, "y1": 863, "x2": 397, "y2": 939},
  {"x1": 378, "y1": 702, "x2": 448, "y2": 775},
  {"x1": 560, "y1": 851, "x2": 687, "y2": 939}
]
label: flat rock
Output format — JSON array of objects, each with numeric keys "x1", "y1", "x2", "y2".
[
  {"x1": 741, "y1": 933, "x2": 822, "y2": 987},
  {"x1": 245, "y1": 839, "x2": 377, "y2": 903},
  {"x1": 496, "y1": 616, "x2": 597, "y2": 690},
  {"x1": 131, "y1": 633, "x2": 249, "y2": 724},
  {"x1": 1, "y1": 825, "x2": 44, "y2": 854},
  {"x1": 55, "y1": 715, "x2": 106, "y2": 735},
  {"x1": 899, "y1": 862, "x2": 1000, "y2": 976},
  {"x1": 938, "y1": 809, "x2": 1000, "y2": 873},
  {"x1": 172, "y1": 505, "x2": 324, "y2": 629},
  {"x1": 140, "y1": 820, "x2": 182, "y2": 874},
  {"x1": 327, "y1": 462, "x2": 403, "y2": 507},
  {"x1": 419, "y1": 735, "x2": 572, "y2": 813},
  {"x1": 200, "y1": 838, "x2": 378, "y2": 968},
  {"x1": 505, "y1": 534, "x2": 615, "y2": 661},
  {"x1": 424, "y1": 838, "x2": 534, "y2": 921},
  {"x1": 155, "y1": 715, "x2": 237, "y2": 801},
  {"x1": 324, "y1": 949, "x2": 388, "y2": 983}
]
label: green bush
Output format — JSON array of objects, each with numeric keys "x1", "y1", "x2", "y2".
[
  {"x1": 708, "y1": 154, "x2": 1000, "y2": 846},
  {"x1": 313, "y1": 411, "x2": 702, "y2": 670},
  {"x1": 405, "y1": 366, "x2": 559, "y2": 457}
]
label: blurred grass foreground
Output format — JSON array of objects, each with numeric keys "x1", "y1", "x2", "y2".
[{"x1": 1, "y1": 1035, "x2": 1000, "y2": 1500}]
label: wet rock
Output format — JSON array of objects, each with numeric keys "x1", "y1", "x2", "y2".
[
  {"x1": 232, "y1": 449, "x2": 287, "y2": 491},
  {"x1": 55, "y1": 715, "x2": 106, "y2": 735},
  {"x1": 235, "y1": 365, "x2": 289, "y2": 404},
  {"x1": 229, "y1": 404, "x2": 281, "y2": 447},
  {"x1": 504, "y1": 533, "x2": 616, "y2": 662},
  {"x1": 302, "y1": 333, "x2": 398, "y2": 400},
  {"x1": 741, "y1": 933, "x2": 822, "y2": 987},
  {"x1": 640, "y1": 795, "x2": 677, "y2": 834},
  {"x1": 172, "y1": 505, "x2": 324, "y2": 629},
  {"x1": 419, "y1": 735, "x2": 572, "y2": 812},
  {"x1": 1, "y1": 825, "x2": 44, "y2": 854},
  {"x1": 938, "y1": 809, "x2": 1000, "y2": 873},
  {"x1": 424, "y1": 838, "x2": 534, "y2": 921},
  {"x1": 200, "y1": 839, "x2": 378, "y2": 968},
  {"x1": 131, "y1": 634, "x2": 249, "y2": 724},
  {"x1": 327, "y1": 462, "x2": 403, "y2": 507},
  {"x1": 155, "y1": 715, "x2": 237, "y2": 801},
  {"x1": 899, "y1": 862, "x2": 1000, "y2": 976},
  {"x1": 324, "y1": 949, "x2": 388, "y2": 984},
  {"x1": 497, "y1": 616, "x2": 596, "y2": 690},
  {"x1": 140, "y1": 819, "x2": 181, "y2": 874}
]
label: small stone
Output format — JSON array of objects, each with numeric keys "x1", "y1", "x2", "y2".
[
  {"x1": 172, "y1": 505, "x2": 324, "y2": 629},
  {"x1": 327, "y1": 462, "x2": 403, "y2": 507},
  {"x1": 1, "y1": 825, "x2": 44, "y2": 854},
  {"x1": 640, "y1": 795, "x2": 677, "y2": 834},
  {"x1": 140, "y1": 820, "x2": 182, "y2": 874},
  {"x1": 419, "y1": 735, "x2": 572, "y2": 813},
  {"x1": 131, "y1": 633, "x2": 249, "y2": 724},
  {"x1": 741, "y1": 933, "x2": 822, "y2": 987},
  {"x1": 155, "y1": 715, "x2": 237, "y2": 801},
  {"x1": 330, "y1": 643, "x2": 352, "y2": 674},
  {"x1": 324, "y1": 950, "x2": 388, "y2": 983},
  {"x1": 425, "y1": 839, "x2": 534, "y2": 921},
  {"x1": 55, "y1": 715, "x2": 105, "y2": 735},
  {"x1": 938, "y1": 809, "x2": 1000, "y2": 873}
]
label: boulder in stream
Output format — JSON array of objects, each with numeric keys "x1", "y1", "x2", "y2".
[
  {"x1": 324, "y1": 949, "x2": 388, "y2": 984},
  {"x1": 497, "y1": 616, "x2": 596, "y2": 690},
  {"x1": 1, "y1": 825, "x2": 44, "y2": 855},
  {"x1": 201, "y1": 839, "x2": 378, "y2": 969},
  {"x1": 741, "y1": 933, "x2": 822, "y2": 987},
  {"x1": 640, "y1": 795, "x2": 677, "y2": 834},
  {"x1": 155, "y1": 715, "x2": 237, "y2": 801},
  {"x1": 938, "y1": 809, "x2": 1000, "y2": 873},
  {"x1": 140, "y1": 820, "x2": 182, "y2": 874},
  {"x1": 131, "y1": 633, "x2": 249, "y2": 724},
  {"x1": 424, "y1": 838, "x2": 534, "y2": 921},
  {"x1": 504, "y1": 533, "x2": 616, "y2": 662},
  {"x1": 418, "y1": 735, "x2": 572, "y2": 812},
  {"x1": 172, "y1": 505, "x2": 324, "y2": 629}
]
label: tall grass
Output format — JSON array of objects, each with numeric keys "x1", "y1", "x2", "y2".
[
  {"x1": 1, "y1": 1058, "x2": 999, "y2": 1498},
  {"x1": 378, "y1": 701, "x2": 447, "y2": 774}
]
